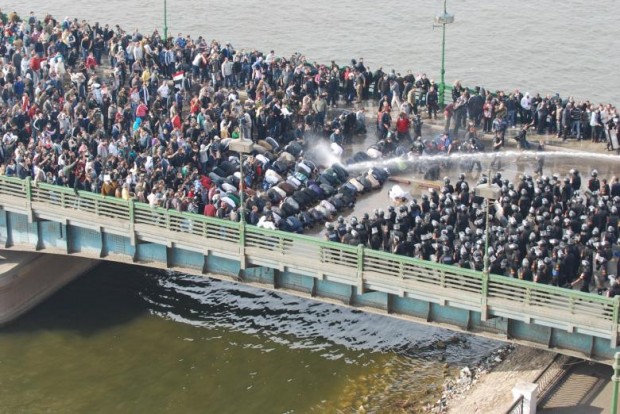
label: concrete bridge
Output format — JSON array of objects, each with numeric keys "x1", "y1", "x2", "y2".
[{"x1": 0, "y1": 175, "x2": 618, "y2": 364}]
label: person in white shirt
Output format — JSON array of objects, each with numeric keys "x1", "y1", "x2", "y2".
[
  {"x1": 158, "y1": 81, "x2": 170, "y2": 109},
  {"x1": 221, "y1": 57, "x2": 234, "y2": 88},
  {"x1": 147, "y1": 189, "x2": 159, "y2": 207},
  {"x1": 108, "y1": 140, "x2": 119, "y2": 157},
  {"x1": 520, "y1": 93, "x2": 532, "y2": 123},
  {"x1": 158, "y1": 81, "x2": 169, "y2": 99}
]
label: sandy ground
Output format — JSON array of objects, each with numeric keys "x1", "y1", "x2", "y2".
[{"x1": 447, "y1": 346, "x2": 556, "y2": 413}]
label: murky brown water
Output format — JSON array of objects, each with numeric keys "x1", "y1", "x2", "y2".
[{"x1": 0, "y1": 263, "x2": 499, "y2": 413}]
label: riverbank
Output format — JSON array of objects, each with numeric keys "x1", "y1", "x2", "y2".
[{"x1": 426, "y1": 345, "x2": 556, "y2": 413}]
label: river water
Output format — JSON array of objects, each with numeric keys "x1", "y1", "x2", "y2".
[
  {"x1": 0, "y1": 2, "x2": 616, "y2": 412},
  {"x1": 2, "y1": 0, "x2": 618, "y2": 104},
  {"x1": 0, "y1": 263, "x2": 499, "y2": 413}
]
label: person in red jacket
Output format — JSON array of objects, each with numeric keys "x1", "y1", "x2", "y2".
[
  {"x1": 203, "y1": 200, "x2": 217, "y2": 217},
  {"x1": 29, "y1": 52, "x2": 45, "y2": 84},
  {"x1": 395, "y1": 112, "x2": 411, "y2": 142},
  {"x1": 171, "y1": 112, "x2": 182, "y2": 130},
  {"x1": 85, "y1": 51, "x2": 97, "y2": 71},
  {"x1": 135, "y1": 102, "x2": 149, "y2": 120}
]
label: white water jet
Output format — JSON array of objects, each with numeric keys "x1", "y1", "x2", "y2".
[{"x1": 344, "y1": 150, "x2": 618, "y2": 174}]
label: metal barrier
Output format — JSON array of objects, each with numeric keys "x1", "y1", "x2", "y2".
[
  {"x1": 1, "y1": 175, "x2": 619, "y2": 350},
  {"x1": 134, "y1": 202, "x2": 241, "y2": 243},
  {"x1": 505, "y1": 395, "x2": 524, "y2": 414},
  {"x1": 534, "y1": 354, "x2": 573, "y2": 407}
]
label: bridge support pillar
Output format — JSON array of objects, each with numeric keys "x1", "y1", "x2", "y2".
[
  {"x1": 35, "y1": 220, "x2": 43, "y2": 251},
  {"x1": 2, "y1": 209, "x2": 12, "y2": 248},
  {"x1": 99, "y1": 227, "x2": 106, "y2": 258},
  {"x1": 356, "y1": 244, "x2": 364, "y2": 294},
  {"x1": 426, "y1": 301, "x2": 433, "y2": 322},
  {"x1": 25, "y1": 177, "x2": 34, "y2": 224},
  {"x1": 348, "y1": 286, "x2": 355, "y2": 306},
  {"x1": 165, "y1": 246, "x2": 173, "y2": 268},
  {"x1": 128, "y1": 199, "x2": 136, "y2": 246},
  {"x1": 386, "y1": 293, "x2": 393, "y2": 314},
  {"x1": 273, "y1": 269, "x2": 280, "y2": 289},
  {"x1": 64, "y1": 222, "x2": 71, "y2": 254},
  {"x1": 238, "y1": 221, "x2": 246, "y2": 271},
  {"x1": 132, "y1": 240, "x2": 140, "y2": 263},
  {"x1": 310, "y1": 278, "x2": 317, "y2": 297},
  {"x1": 481, "y1": 271, "x2": 489, "y2": 321},
  {"x1": 202, "y1": 250, "x2": 210, "y2": 274}
]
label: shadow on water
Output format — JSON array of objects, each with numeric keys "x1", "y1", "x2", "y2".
[{"x1": 1, "y1": 261, "x2": 154, "y2": 336}]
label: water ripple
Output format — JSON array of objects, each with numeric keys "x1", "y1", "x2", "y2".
[{"x1": 140, "y1": 270, "x2": 500, "y2": 366}]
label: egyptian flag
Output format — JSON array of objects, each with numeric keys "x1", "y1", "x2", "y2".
[{"x1": 173, "y1": 71, "x2": 185, "y2": 90}]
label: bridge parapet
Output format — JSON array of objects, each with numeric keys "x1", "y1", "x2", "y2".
[{"x1": 0, "y1": 175, "x2": 618, "y2": 362}]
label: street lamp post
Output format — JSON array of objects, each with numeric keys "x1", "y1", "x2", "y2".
[
  {"x1": 229, "y1": 137, "x2": 253, "y2": 272},
  {"x1": 229, "y1": 137, "x2": 253, "y2": 225},
  {"x1": 474, "y1": 174, "x2": 501, "y2": 321},
  {"x1": 434, "y1": 0, "x2": 455, "y2": 107},
  {"x1": 163, "y1": 0, "x2": 168, "y2": 42}
]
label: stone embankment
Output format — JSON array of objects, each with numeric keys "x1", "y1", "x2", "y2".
[{"x1": 425, "y1": 345, "x2": 556, "y2": 413}]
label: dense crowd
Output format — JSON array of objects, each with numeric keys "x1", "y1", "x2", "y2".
[
  {"x1": 0, "y1": 11, "x2": 618, "y2": 294},
  {"x1": 325, "y1": 171, "x2": 620, "y2": 295}
]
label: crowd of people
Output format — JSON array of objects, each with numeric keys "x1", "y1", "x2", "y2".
[
  {"x1": 325, "y1": 171, "x2": 620, "y2": 296},
  {"x1": 0, "y1": 11, "x2": 618, "y2": 295}
]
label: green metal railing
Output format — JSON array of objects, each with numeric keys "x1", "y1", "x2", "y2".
[{"x1": 1, "y1": 174, "x2": 619, "y2": 347}]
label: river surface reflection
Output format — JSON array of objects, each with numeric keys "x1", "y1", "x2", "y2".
[{"x1": 0, "y1": 262, "x2": 500, "y2": 413}]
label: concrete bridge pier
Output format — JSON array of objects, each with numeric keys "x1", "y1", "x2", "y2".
[{"x1": 0, "y1": 251, "x2": 99, "y2": 325}]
